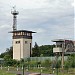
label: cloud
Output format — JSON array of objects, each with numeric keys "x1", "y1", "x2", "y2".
[
  {"x1": 0, "y1": 0, "x2": 74, "y2": 53},
  {"x1": 32, "y1": 28, "x2": 46, "y2": 33},
  {"x1": 0, "y1": 25, "x2": 11, "y2": 29}
]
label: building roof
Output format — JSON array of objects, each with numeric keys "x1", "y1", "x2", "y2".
[
  {"x1": 52, "y1": 39, "x2": 65, "y2": 42},
  {"x1": 9, "y1": 30, "x2": 36, "y2": 33}
]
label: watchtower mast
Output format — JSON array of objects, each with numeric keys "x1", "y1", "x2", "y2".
[{"x1": 11, "y1": 7, "x2": 19, "y2": 31}]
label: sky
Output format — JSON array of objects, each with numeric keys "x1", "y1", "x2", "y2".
[{"x1": 0, "y1": 0, "x2": 74, "y2": 54}]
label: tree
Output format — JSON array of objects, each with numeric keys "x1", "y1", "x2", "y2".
[
  {"x1": 64, "y1": 54, "x2": 75, "y2": 69},
  {"x1": 6, "y1": 47, "x2": 13, "y2": 59},
  {"x1": 32, "y1": 44, "x2": 55, "y2": 57},
  {"x1": 41, "y1": 59, "x2": 51, "y2": 68},
  {"x1": 39, "y1": 45, "x2": 55, "y2": 56},
  {"x1": 32, "y1": 42, "x2": 40, "y2": 57},
  {"x1": 0, "y1": 47, "x2": 13, "y2": 59}
]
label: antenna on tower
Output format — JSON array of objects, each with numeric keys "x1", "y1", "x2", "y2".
[{"x1": 11, "y1": 6, "x2": 19, "y2": 31}]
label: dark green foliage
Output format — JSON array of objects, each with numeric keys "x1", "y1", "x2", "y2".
[
  {"x1": 3, "y1": 54, "x2": 18, "y2": 66},
  {"x1": 32, "y1": 42, "x2": 40, "y2": 57},
  {"x1": 41, "y1": 59, "x2": 51, "y2": 68},
  {"x1": 39, "y1": 45, "x2": 55, "y2": 56},
  {"x1": 56, "y1": 60, "x2": 61, "y2": 68},
  {"x1": 64, "y1": 54, "x2": 75, "y2": 68},
  {"x1": 0, "y1": 43, "x2": 55, "y2": 58},
  {"x1": 0, "y1": 46, "x2": 16, "y2": 66},
  {"x1": 0, "y1": 47, "x2": 13, "y2": 58},
  {"x1": 32, "y1": 43, "x2": 55, "y2": 57},
  {"x1": 4, "y1": 58, "x2": 18, "y2": 66},
  {"x1": 0, "y1": 52, "x2": 6, "y2": 58}
]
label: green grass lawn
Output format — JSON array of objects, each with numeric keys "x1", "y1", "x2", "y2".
[
  {"x1": 0, "y1": 67, "x2": 75, "y2": 75},
  {"x1": 28, "y1": 68, "x2": 75, "y2": 75},
  {"x1": 0, "y1": 70, "x2": 15, "y2": 75}
]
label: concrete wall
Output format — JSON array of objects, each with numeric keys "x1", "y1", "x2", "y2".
[{"x1": 13, "y1": 38, "x2": 32, "y2": 60}]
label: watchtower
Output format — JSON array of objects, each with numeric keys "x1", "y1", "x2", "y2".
[
  {"x1": 10, "y1": 30, "x2": 35, "y2": 60},
  {"x1": 10, "y1": 8, "x2": 36, "y2": 60},
  {"x1": 52, "y1": 39, "x2": 65, "y2": 68},
  {"x1": 52, "y1": 39, "x2": 74, "y2": 68}
]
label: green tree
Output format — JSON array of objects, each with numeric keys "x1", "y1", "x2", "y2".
[
  {"x1": 39, "y1": 45, "x2": 55, "y2": 56},
  {"x1": 41, "y1": 59, "x2": 51, "y2": 68},
  {"x1": 6, "y1": 47, "x2": 13, "y2": 58},
  {"x1": 32, "y1": 44, "x2": 55, "y2": 57},
  {"x1": 4, "y1": 54, "x2": 17, "y2": 66},
  {"x1": 32, "y1": 42, "x2": 40, "y2": 57},
  {"x1": 0, "y1": 47, "x2": 13, "y2": 59},
  {"x1": 64, "y1": 54, "x2": 75, "y2": 68}
]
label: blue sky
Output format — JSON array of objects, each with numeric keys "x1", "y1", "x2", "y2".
[{"x1": 0, "y1": 0, "x2": 74, "y2": 54}]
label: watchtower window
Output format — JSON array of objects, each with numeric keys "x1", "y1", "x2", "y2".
[
  {"x1": 25, "y1": 41, "x2": 27, "y2": 44},
  {"x1": 21, "y1": 32, "x2": 22, "y2": 35},
  {"x1": 29, "y1": 33, "x2": 31, "y2": 36},
  {"x1": 23, "y1": 32, "x2": 24, "y2": 35},
  {"x1": 56, "y1": 44, "x2": 62, "y2": 47},
  {"x1": 30, "y1": 33, "x2": 32, "y2": 36},
  {"x1": 14, "y1": 33, "x2": 17, "y2": 36},
  {"x1": 27, "y1": 33, "x2": 29, "y2": 36},
  {"x1": 15, "y1": 41, "x2": 20, "y2": 44},
  {"x1": 17, "y1": 32, "x2": 20, "y2": 35},
  {"x1": 24, "y1": 32, "x2": 26, "y2": 35}
]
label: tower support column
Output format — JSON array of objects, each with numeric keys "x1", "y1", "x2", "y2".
[
  {"x1": 61, "y1": 42, "x2": 64, "y2": 69},
  {"x1": 61, "y1": 52, "x2": 64, "y2": 69}
]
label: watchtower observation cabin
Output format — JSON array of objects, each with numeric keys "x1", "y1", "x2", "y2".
[
  {"x1": 52, "y1": 39, "x2": 65, "y2": 69},
  {"x1": 52, "y1": 39, "x2": 75, "y2": 69},
  {"x1": 52, "y1": 39, "x2": 64, "y2": 53},
  {"x1": 10, "y1": 30, "x2": 36, "y2": 60}
]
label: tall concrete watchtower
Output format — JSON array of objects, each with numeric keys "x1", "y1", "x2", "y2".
[
  {"x1": 10, "y1": 8, "x2": 36, "y2": 60},
  {"x1": 10, "y1": 30, "x2": 35, "y2": 60}
]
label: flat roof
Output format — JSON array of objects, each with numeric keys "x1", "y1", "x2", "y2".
[
  {"x1": 52, "y1": 39, "x2": 65, "y2": 42},
  {"x1": 9, "y1": 30, "x2": 36, "y2": 33}
]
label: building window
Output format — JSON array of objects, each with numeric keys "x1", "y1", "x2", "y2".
[
  {"x1": 17, "y1": 32, "x2": 20, "y2": 35},
  {"x1": 27, "y1": 33, "x2": 29, "y2": 36},
  {"x1": 29, "y1": 33, "x2": 31, "y2": 36},
  {"x1": 15, "y1": 41, "x2": 20, "y2": 44},
  {"x1": 14, "y1": 33, "x2": 17, "y2": 36},
  {"x1": 25, "y1": 41, "x2": 27, "y2": 44},
  {"x1": 23, "y1": 32, "x2": 24, "y2": 35}
]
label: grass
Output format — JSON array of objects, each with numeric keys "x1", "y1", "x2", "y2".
[
  {"x1": 28, "y1": 67, "x2": 75, "y2": 75},
  {"x1": 25, "y1": 67, "x2": 53, "y2": 74},
  {"x1": 0, "y1": 70, "x2": 15, "y2": 75},
  {"x1": 0, "y1": 67, "x2": 75, "y2": 75}
]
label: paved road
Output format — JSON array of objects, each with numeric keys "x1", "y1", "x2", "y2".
[{"x1": 9, "y1": 71, "x2": 54, "y2": 75}]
